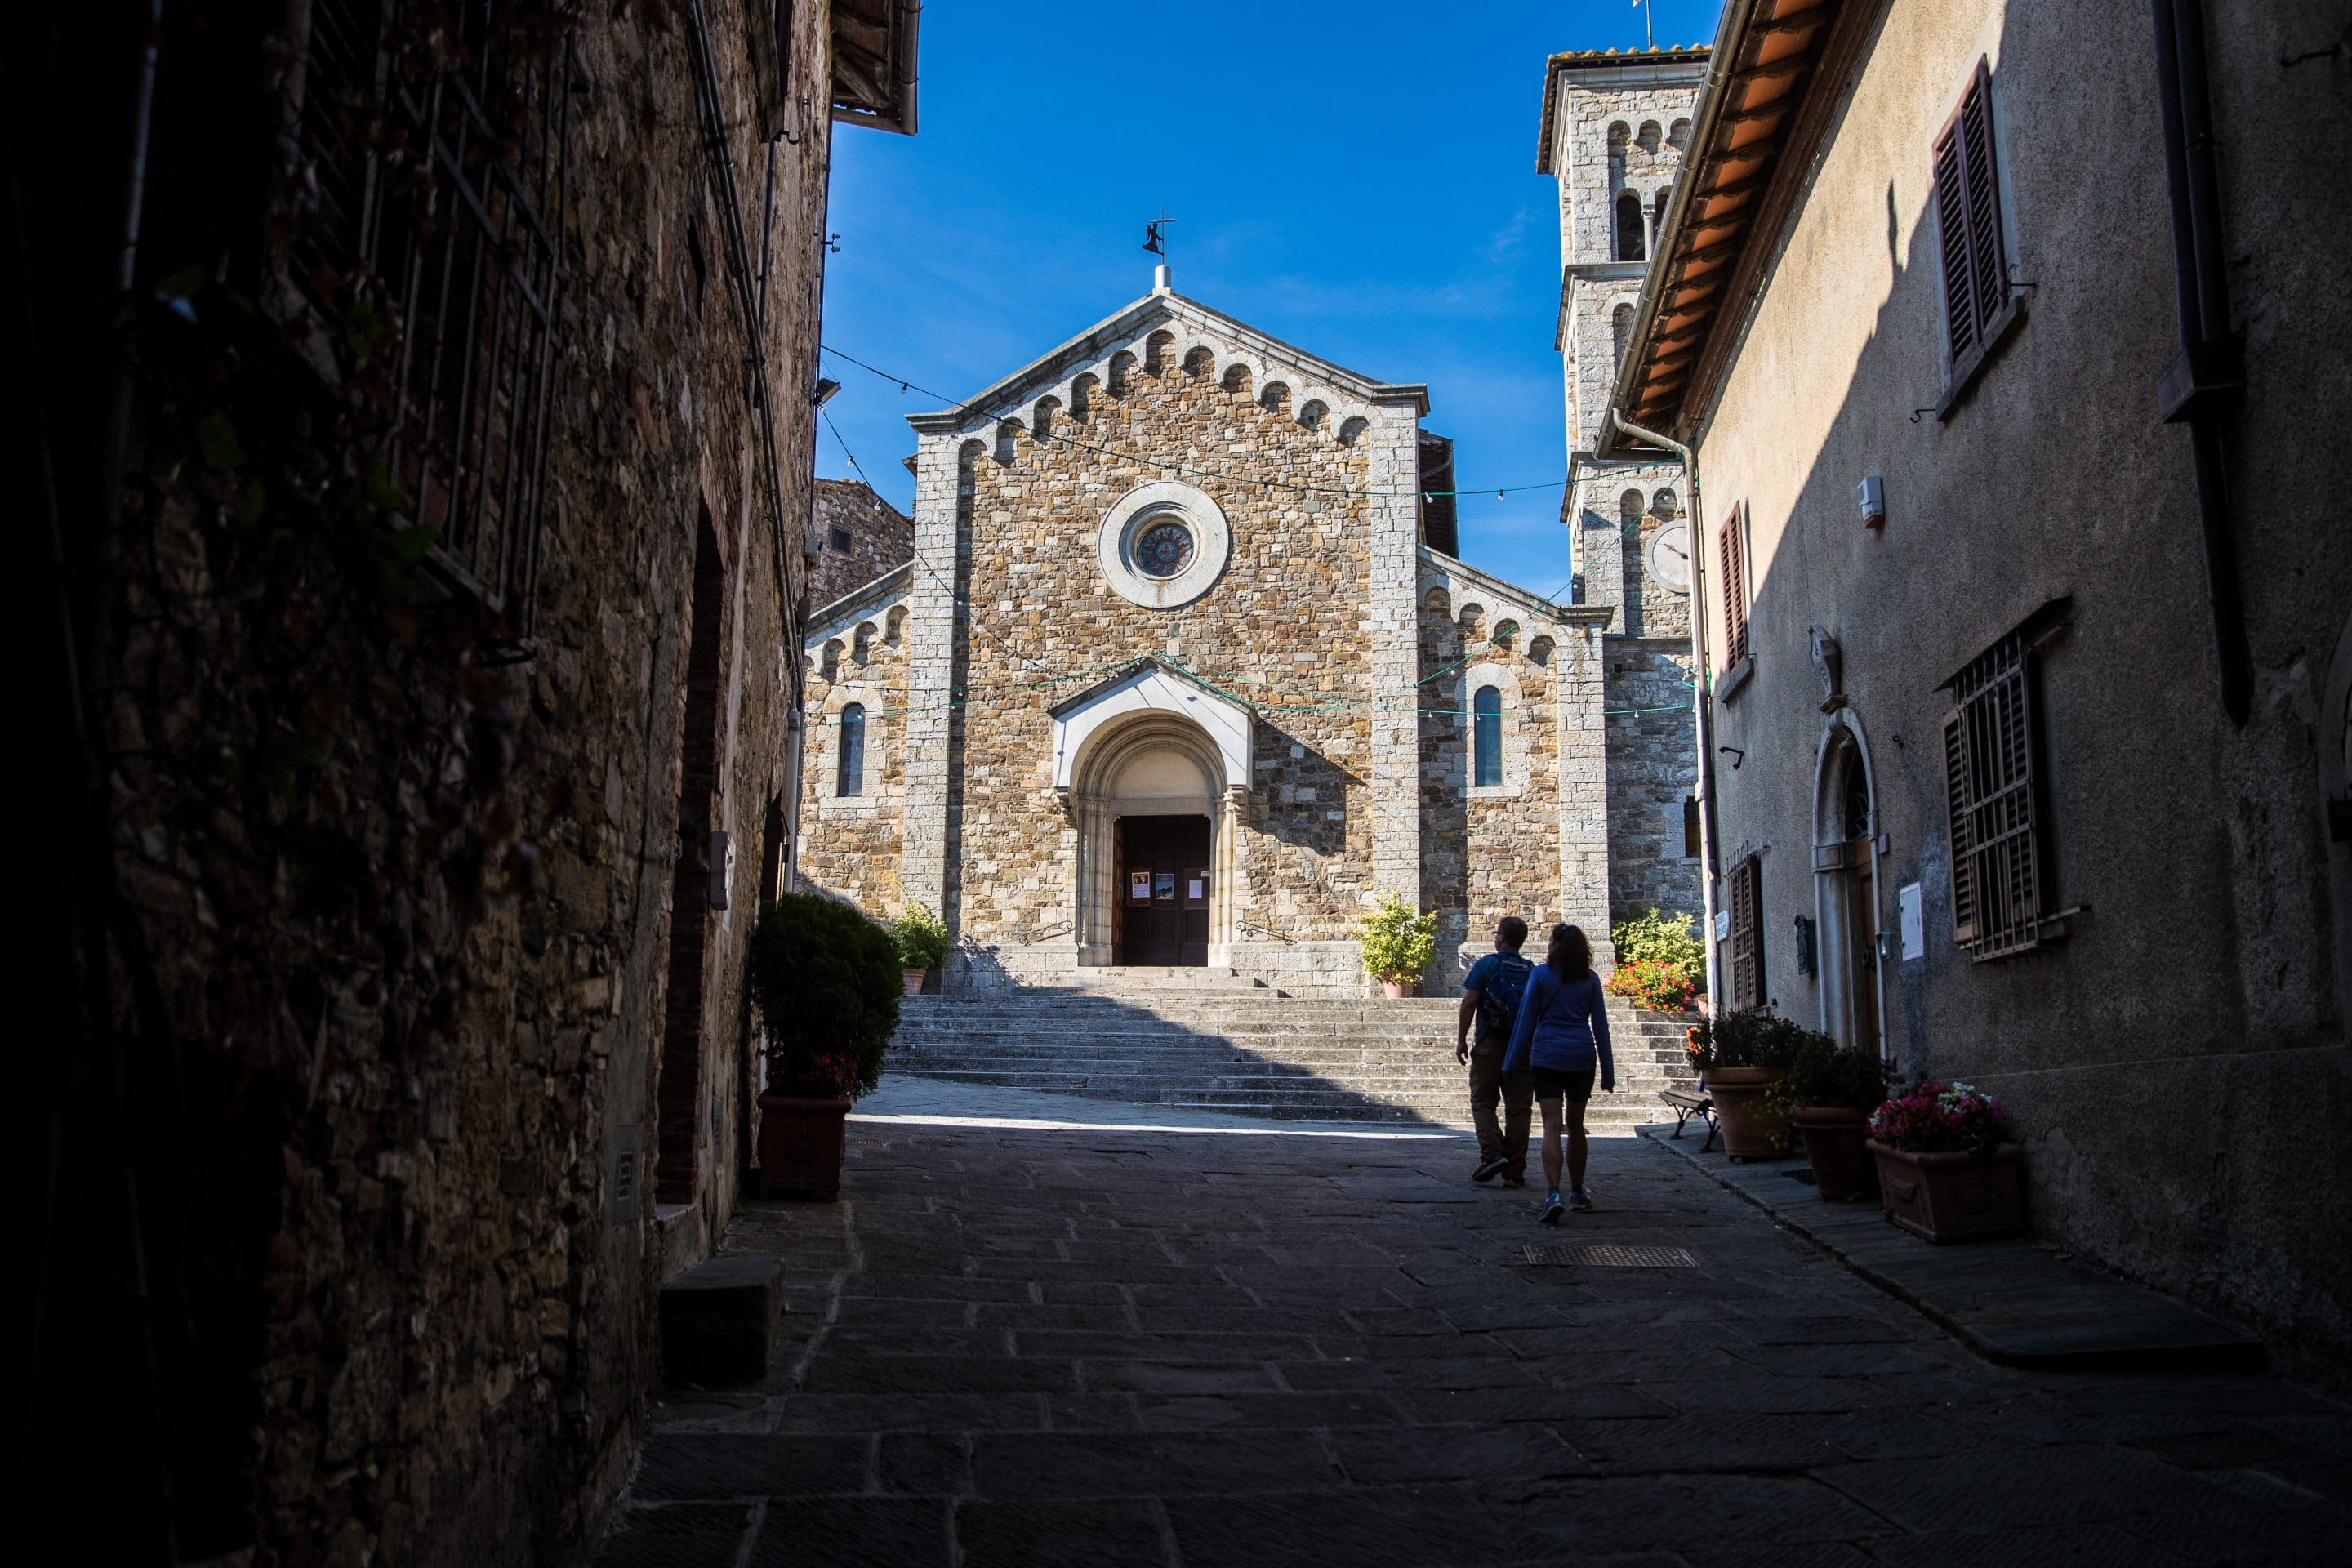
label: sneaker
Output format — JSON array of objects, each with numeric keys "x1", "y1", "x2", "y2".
[
  {"x1": 1569, "y1": 1188, "x2": 1595, "y2": 1213},
  {"x1": 1501, "y1": 1171, "x2": 1527, "y2": 1188},
  {"x1": 1472, "y1": 1156, "x2": 1510, "y2": 1183},
  {"x1": 1539, "y1": 1190, "x2": 1565, "y2": 1226}
]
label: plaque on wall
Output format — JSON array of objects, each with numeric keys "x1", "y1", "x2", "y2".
[{"x1": 1129, "y1": 871, "x2": 1152, "y2": 902}]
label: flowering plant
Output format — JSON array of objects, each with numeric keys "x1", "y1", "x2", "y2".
[
  {"x1": 1606, "y1": 956, "x2": 1700, "y2": 1013},
  {"x1": 1868, "y1": 1080, "x2": 2011, "y2": 1156}
]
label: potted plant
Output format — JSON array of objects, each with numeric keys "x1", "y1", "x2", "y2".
[
  {"x1": 746, "y1": 892, "x2": 901, "y2": 1200},
  {"x1": 1865, "y1": 1080, "x2": 2025, "y2": 1242},
  {"x1": 1684, "y1": 1011, "x2": 1806, "y2": 1160},
  {"x1": 1359, "y1": 892, "x2": 1437, "y2": 998},
  {"x1": 1766, "y1": 1034, "x2": 1893, "y2": 1200},
  {"x1": 891, "y1": 902, "x2": 949, "y2": 996},
  {"x1": 1605, "y1": 908, "x2": 1703, "y2": 1014}
]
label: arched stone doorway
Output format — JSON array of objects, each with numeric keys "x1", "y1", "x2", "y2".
[
  {"x1": 1813, "y1": 713, "x2": 1886, "y2": 1057},
  {"x1": 1051, "y1": 660, "x2": 1251, "y2": 969}
]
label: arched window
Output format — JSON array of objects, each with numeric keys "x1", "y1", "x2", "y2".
[
  {"x1": 1653, "y1": 187, "x2": 1672, "y2": 250},
  {"x1": 1620, "y1": 488, "x2": 1645, "y2": 530},
  {"x1": 836, "y1": 703, "x2": 866, "y2": 796},
  {"x1": 1472, "y1": 686, "x2": 1503, "y2": 788},
  {"x1": 1651, "y1": 487, "x2": 1678, "y2": 520},
  {"x1": 1615, "y1": 191, "x2": 1646, "y2": 261},
  {"x1": 1611, "y1": 305, "x2": 1633, "y2": 372}
]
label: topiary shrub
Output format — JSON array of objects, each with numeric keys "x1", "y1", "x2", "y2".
[
  {"x1": 1606, "y1": 908, "x2": 1703, "y2": 1012},
  {"x1": 1764, "y1": 1030, "x2": 1890, "y2": 1119},
  {"x1": 1685, "y1": 1009, "x2": 1810, "y2": 1074},
  {"x1": 1358, "y1": 893, "x2": 1438, "y2": 987},
  {"x1": 891, "y1": 902, "x2": 950, "y2": 972},
  {"x1": 749, "y1": 892, "x2": 901, "y2": 1100}
]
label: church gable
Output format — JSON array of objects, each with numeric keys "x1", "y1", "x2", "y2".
[{"x1": 906, "y1": 290, "x2": 1428, "y2": 453}]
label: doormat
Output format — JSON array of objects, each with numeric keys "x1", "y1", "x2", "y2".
[{"x1": 1521, "y1": 1244, "x2": 1699, "y2": 1267}]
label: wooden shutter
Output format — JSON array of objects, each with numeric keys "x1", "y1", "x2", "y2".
[
  {"x1": 1933, "y1": 63, "x2": 2007, "y2": 368},
  {"x1": 1717, "y1": 508, "x2": 1749, "y2": 670},
  {"x1": 1728, "y1": 856, "x2": 1762, "y2": 1009},
  {"x1": 1942, "y1": 632, "x2": 2046, "y2": 957}
]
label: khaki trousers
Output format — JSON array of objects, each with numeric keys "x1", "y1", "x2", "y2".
[{"x1": 1468, "y1": 1031, "x2": 1533, "y2": 1175}]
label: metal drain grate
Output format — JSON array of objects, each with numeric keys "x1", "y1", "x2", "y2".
[{"x1": 1521, "y1": 1243, "x2": 1699, "y2": 1267}]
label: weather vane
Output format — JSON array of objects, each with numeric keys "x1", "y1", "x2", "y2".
[
  {"x1": 1142, "y1": 207, "x2": 1173, "y2": 270},
  {"x1": 1634, "y1": 0, "x2": 1655, "y2": 51}
]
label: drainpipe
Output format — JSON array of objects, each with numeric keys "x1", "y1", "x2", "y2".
[
  {"x1": 2149, "y1": 0, "x2": 2252, "y2": 724},
  {"x1": 1613, "y1": 412, "x2": 1722, "y2": 1014}
]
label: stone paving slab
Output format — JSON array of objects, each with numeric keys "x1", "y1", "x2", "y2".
[
  {"x1": 597, "y1": 1116, "x2": 2350, "y2": 1566},
  {"x1": 1638, "y1": 1125, "x2": 2267, "y2": 1374}
]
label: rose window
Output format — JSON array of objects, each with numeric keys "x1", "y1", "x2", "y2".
[{"x1": 1135, "y1": 520, "x2": 1196, "y2": 579}]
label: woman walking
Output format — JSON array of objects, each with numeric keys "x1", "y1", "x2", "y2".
[{"x1": 1501, "y1": 924, "x2": 1615, "y2": 1224}]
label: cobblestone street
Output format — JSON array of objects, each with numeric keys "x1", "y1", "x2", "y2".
[{"x1": 597, "y1": 1113, "x2": 2352, "y2": 1566}]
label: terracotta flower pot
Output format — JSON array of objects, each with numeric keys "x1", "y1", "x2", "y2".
[
  {"x1": 1705, "y1": 1066, "x2": 1792, "y2": 1160},
  {"x1": 1794, "y1": 1105, "x2": 1876, "y2": 1200},
  {"x1": 1867, "y1": 1139, "x2": 2025, "y2": 1243},
  {"x1": 1381, "y1": 978, "x2": 1414, "y2": 999},
  {"x1": 902, "y1": 967, "x2": 927, "y2": 997},
  {"x1": 758, "y1": 1094, "x2": 849, "y2": 1200}
]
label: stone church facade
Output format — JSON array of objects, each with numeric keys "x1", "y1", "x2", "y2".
[
  {"x1": 1540, "y1": 47, "x2": 1711, "y2": 929},
  {"x1": 800, "y1": 281, "x2": 1622, "y2": 996}
]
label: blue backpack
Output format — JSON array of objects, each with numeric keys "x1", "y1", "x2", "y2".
[{"x1": 1476, "y1": 951, "x2": 1533, "y2": 1038}]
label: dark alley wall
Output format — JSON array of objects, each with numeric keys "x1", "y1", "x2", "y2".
[{"x1": 16, "y1": 2, "x2": 838, "y2": 1561}]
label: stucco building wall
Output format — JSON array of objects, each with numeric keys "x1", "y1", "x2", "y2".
[{"x1": 1673, "y1": 0, "x2": 2349, "y2": 1379}]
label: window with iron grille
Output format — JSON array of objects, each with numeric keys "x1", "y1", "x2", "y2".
[
  {"x1": 1942, "y1": 629, "x2": 2056, "y2": 960},
  {"x1": 1727, "y1": 853, "x2": 1764, "y2": 1009},
  {"x1": 1933, "y1": 62, "x2": 2008, "y2": 372},
  {"x1": 1717, "y1": 505, "x2": 1749, "y2": 671},
  {"x1": 296, "y1": 2, "x2": 578, "y2": 662}
]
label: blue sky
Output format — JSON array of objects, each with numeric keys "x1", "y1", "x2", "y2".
[{"x1": 815, "y1": 1, "x2": 1724, "y2": 601}]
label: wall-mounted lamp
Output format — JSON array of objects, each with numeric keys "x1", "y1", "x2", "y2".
[
  {"x1": 1717, "y1": 746, "x2": 1745, "y2": 770},
  {"x1": 812, "y1": 377, "x2": 842, "y2": 408},
  {"x1": 1858, "y1": 474, "x2": 1886, "y2": 530}
]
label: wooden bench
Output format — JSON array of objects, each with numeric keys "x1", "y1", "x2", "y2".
[{"x1": 1660, "y1": 1086, "x2": 1717, "y2": 1153}]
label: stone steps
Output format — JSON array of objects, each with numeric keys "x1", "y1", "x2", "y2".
[{"x1": 885, "y1": 988, "x2": 1700, "y2": 1129}]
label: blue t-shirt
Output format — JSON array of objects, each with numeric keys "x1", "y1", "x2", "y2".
[
  {"x1": 1464, "y1": 951, "x2": 1531, "y2": 1039},
  {"x1": 1502, "y1": 966, "x2": 1615, "y2": 1087}
]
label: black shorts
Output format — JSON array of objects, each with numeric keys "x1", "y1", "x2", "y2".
[{"x1": 1530, "y1": 1066, "x2": 1596, "y2": 1105}]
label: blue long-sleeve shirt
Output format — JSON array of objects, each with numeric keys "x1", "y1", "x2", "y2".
[{"x1": 1502, "y1": 966, "x2": 1615, "y2": 1088}]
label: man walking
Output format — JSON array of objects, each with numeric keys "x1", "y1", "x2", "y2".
[{"x1": 1456, "y1": 916, "x2": 1534, "y2": 1186}]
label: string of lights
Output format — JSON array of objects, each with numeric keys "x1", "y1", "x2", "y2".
[{"x1": 809, "y1": 380, "x2": 1699, "y2": 730}]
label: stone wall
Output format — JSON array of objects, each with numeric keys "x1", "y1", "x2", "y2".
[
  {"x1": 1414, "y1": 573, "x2": 1610, "y2": 987},
  {"x1": 800, "y1": 586, "x2": 913, "y2": 916},
  {"x1": 1604, "y1": 638, "x2": 1704, "y2": 929},
  {"x1": 905, "y1": 317, "x2": 1393, "y2": 968},
  {"x1": 29, "y1": 4, "x2": 839, "y2": 1561},
  {"x1": 808, "y1": 478, "x2": 914, "y2": 609}
]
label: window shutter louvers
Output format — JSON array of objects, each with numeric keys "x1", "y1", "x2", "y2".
[
  {"x1": 1717, "y1": 510, "x2": 1748, "y2": 670},
  {"x1": 1933, "y1": 65, "x2": 2007, "y2": 370},
  {"x1": 1728, "y1": 856, "x2": 1762, "y2": 1010}
]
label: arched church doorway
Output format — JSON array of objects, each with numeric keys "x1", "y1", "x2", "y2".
[
  {"x1": 1116, "y1": 814, "x2": 1211, "y2": 965},
  {"x1": 1066, "y1": 715, "x2": 1238, "y2": 969},
  {"x1": 1814, "y1": 716, "x2": 1884, "y2": 1057}
]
